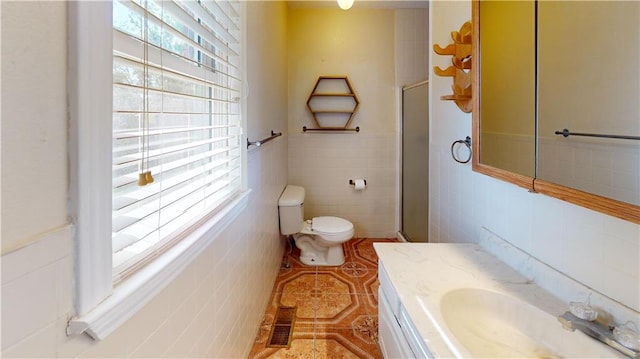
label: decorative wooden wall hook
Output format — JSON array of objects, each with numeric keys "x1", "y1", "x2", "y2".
[
  {"x1": 451, "y1": 21, "x2": 472, "y2": 44},
  {"x1": 433, "y1": 20, "x2": 473, "y2": 113},
  {"x1": 433, "y1": 66, "x2": 456, "y2": 77},
  {"x1": 433, "y1": 43, "x2": 456, "y2": 56}
]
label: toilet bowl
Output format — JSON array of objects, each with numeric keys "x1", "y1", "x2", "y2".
[
  {"x1": 278, "y1": 185, "x2": 354, "y2": 266},
  {"x1": 294, "y1": 216, "x2": 354, "y2": 266}
]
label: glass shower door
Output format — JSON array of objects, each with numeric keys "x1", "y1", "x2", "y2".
[{"x1": 401, "y1": 82, "x2": 429, "y2": 242}]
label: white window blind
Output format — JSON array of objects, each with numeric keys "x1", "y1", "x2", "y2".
[{"x1": 112, "y1": 0, "x2": 242, "y2": 278}]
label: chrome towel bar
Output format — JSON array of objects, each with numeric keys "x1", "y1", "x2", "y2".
[
  {"x1": 247, "y1": 130, "x2": 282, "y2": 148},
  {"x1": 555, "y1": 128, "x2": 640, "y2": 141}
]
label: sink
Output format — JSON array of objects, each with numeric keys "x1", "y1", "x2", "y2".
[{"x1": 438, "y1": 288, "x2": 624, "y2": 358}]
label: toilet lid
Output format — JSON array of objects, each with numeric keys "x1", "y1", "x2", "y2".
[{"x1": 312, "y1": 216, "x2": 353, "y2": 235}]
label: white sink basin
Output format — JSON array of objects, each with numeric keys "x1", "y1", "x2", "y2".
[{"x1": 439, "y1": 288, "x2": 624, "y2": 358}]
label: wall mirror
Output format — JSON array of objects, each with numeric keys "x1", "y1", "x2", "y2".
[{"x1": 472, "y1": 1, "x2": 640, "y2": 223}]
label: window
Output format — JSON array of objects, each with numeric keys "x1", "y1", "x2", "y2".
[
  {"x1": 112, "y1": 0, "x2": 243, "y2": 279},
  {"x1": 67, "y1": 0, "x2": 246, "y2": 340}
]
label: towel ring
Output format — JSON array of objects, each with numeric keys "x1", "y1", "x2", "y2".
[{"x1": 451, "y1": 136, "x2": 472, "y2": 164}]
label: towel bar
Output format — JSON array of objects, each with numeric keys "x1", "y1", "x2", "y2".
[
  {"x1": 247, "y1": 130, "x2": 282, "y2": 148},
  {"x1": 554, "y1": 128, "x2": 639, "y2": 141}
]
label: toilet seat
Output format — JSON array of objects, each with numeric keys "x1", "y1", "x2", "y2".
[{"x1": 311, "y1": 216, "x2": 354, "y2": 240}]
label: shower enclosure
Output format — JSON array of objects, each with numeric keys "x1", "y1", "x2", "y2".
[{"x1": 400, "y1": 81, "x2": 429, "y2": 242}]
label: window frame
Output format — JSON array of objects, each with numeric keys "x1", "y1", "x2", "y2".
[
  {"x1": 67, "y1": 1, "x2": 248, "y2": 340},
  {"x1": 111, "y1": 0, "x2": 245, "y2": 280}
]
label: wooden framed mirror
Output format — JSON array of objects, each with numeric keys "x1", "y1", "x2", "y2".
[{"x1": 472, "y1": 0, "x2": 640, "y2": 224}]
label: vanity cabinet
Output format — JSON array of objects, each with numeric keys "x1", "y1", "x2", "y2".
[
  {"x1": 378, "y1": 262, "x2": 432, "y2": 359},
  {"x1": 378, "y1": 286, "x2": 414, "y2": 359}
]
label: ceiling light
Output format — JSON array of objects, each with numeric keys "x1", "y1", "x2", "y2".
[{"x1": 337, "y1": 0, "x2": 354, "y2": 10}]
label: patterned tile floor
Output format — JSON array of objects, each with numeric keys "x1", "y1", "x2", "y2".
[{"x1": 248, "y1": 238, "x2": 397, "y2": 359}]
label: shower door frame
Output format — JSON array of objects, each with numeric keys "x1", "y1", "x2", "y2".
[{"x1": 400, "y1": 80, "x2": 429, "y2": 243}]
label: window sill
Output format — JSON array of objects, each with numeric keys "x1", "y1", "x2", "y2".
[{"x1": 67, "y1": 190, "x2": 250, "y2": 340}]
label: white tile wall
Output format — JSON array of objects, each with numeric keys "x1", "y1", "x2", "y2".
[
  {"x1": 1, "y1": 226, "x2": 72, "y2": 352},
  {"x1": 478, "y1": 227, "x2": 640, "y2": 329},
  {"x1": 429, "y1": 0, "x2": 640, "y2": 322},
  {"x1": 288, "y1": 132, "x2": 397, "y2": 238},
  {"x1": 0, "y1": 139, "x2": 288, "y2": 358},
  {"x1": 538, "y1": 135, "x2": 640, "y2": 205}
]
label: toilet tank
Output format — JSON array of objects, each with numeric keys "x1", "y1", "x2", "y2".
[{"x1": 278, "y1": 185, "x2": 305, "y2": 235}]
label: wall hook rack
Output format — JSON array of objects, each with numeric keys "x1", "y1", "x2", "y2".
[{"x1": 433, "y1": 21, "x2": 473, "y2": 113}]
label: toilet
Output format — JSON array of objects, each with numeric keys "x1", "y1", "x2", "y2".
[{"x1": 278, "y1": 185, "x2": 354, "y2": 266}]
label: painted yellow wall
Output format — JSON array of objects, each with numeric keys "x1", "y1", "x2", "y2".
[
  {"x1": 246, "y1": 1, "x2": 289, "y2": 140},
  {"x1": 1, "y1": 1, "x2": 70, "y2": 253},
  {"x1": 287, "y1": 7, "x2": 396, "y2": 134}
]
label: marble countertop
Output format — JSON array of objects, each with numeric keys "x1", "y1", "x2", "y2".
[{"x1": 373, "y1": 243, "x2": 626, "y2": 358}]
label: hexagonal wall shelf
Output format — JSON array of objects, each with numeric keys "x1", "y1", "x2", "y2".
[{"x1": 305, "y1": 76, "x2": 360, "y2": 132}]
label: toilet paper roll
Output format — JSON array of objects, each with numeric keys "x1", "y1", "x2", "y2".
[{"x1": 353, "y1": 179, "x2": 366, "y2": 191}]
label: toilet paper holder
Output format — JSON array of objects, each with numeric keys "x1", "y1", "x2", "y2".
[{"x1": 349, "y1": 179, "x2": 367, "y2": 186}]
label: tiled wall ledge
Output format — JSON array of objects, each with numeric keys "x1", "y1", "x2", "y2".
[
  {"x1": 478, "y1": 227, "x2": 640, "y2": 329},
  {"x1": 1, "y1": 224, "x2": 74, "y2": 351}
]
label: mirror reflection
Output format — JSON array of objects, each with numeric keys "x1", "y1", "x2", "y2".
[
  {"x1": 479, "y1": 1, "x2": 535, "y2": 178},
  {"x1": 476, "y1": 0, "x2": 640, "y2": 210},
  {"x1": 536, "y1": 1, "x2": 640, "y2": 206}
]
